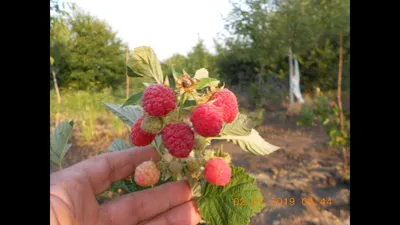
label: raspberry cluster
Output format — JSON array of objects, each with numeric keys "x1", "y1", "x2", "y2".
[{"x1": 131, "y1": 84, "x2": 239, "y2": 187}]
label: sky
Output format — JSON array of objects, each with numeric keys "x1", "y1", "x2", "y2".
[{"x1": 68, "y1": 0, "x2": 234, "y2": 61}]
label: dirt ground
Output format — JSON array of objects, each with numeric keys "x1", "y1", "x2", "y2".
[
  {"x1": 51, "y1": 104, "x2": 350, "y2": 225},
  {"x1": 210, "y1": 113, "x2": 350, "y2": 225}
]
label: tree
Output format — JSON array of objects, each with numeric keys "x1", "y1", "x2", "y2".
[
  {"x1": 162, "y1": 38, "x2": 217, "y2": 79},
  {"x1": 219, "y1": 0, "x2": 349, "y2": 93},
  {"x1": 65, "y1": 9, "x2": 128, "y2": 91},
  {"x1": 214, "y1": 39, "x2": 260, "y2": 90},
  {"x1": 50, "y1": 16, "x2": 72, "y2": 90},
  {"x1": 163, "y1": 53, "x2": 188, "y2": 76},
  {"x1": 186, "y1": 37, "x2": 216, "y2": 75},
  {"x1": 50, "y1": 56, "x2": 62, "y2": 104},
  {"x1": 50, "y1": 0, "x2": 74, "y2": 100},
  {"x1": 50, "y1": 0, "x2": 75, "y2": 28}
]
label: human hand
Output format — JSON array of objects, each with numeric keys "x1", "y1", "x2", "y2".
[{"x1": 50, "y1": 145, "x2": 201, "y2": 225}]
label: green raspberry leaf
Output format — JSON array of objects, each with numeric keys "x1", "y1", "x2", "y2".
[
  {"x1": 151, "y1": 135, "x2": 163, "y2": 151},
  {"x1": 126, "y1": 65, "x2": 135, "y2": 77},
  {"x1": 212, "y1": 129, "x2": 280, "y2": 155},
  {"x1": 110, "y1": 180, "x2": 130, "y2": 193},
  {"x1": 50, "y1": 120, "x2": 74, "y2": 166},
  {"x1": 108, "y1": 138, "x2": 129, "y2": 152},
  {"x1": 127, "y1": 131, "x2": 134, "y2": 147},
  {"x1": 127, "y1": 46, "x2": 164, "y2": 84},
  {"x1": 183, "y1": 100, "x2": 197, "y2": 108},
  {"x1": 103, "y1": 102, "x2": 144, "y2": 127},
  {"x1": 171, "y1": 64, "x2": 182, "y2": 81},
  {"x1": 121, "y1": 91, "x2": 143, "y2": 108},
  {"x1": 221, "y1": 113, "x2": 255, "y2": 136},
  {"x1": 195, "y1": 78, "x2": 219, "y2": 90},
  {"x1": 197, "y1": 165, "x2": 265, "y2": 225},
  {"x1": 122, "y1": 175, "x2": 174, "y2": 193},
  {"x1": 142, "y1": 82, "x2": 154, "y2": 87}
]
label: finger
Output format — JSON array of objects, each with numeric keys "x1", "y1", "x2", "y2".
[
  {"x1": 51, "y1": 145, "x2": 160, "y2": 194},
  {"x1": 138, "y1": 200, "x2": 201, "y2": 225},
  {"x1": 99, "y1": 180, "x2": 193, "y2": 225}
]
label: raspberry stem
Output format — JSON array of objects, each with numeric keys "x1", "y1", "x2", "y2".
[
  {"x1": 161, "y1": 116, "x2": 167, "y2": 125},
  {"x1": 151, "y1": 141, "x2": 163, "y2": 158},
  {"x1": 177, "y1": 92, "x2": 188, "y2": 120},
  {"x1": 206, "y1": 136, "x2": 224, "y2": 140}
]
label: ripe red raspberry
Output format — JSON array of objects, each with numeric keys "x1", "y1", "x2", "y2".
[
  {"x1": 142, "y1": 84, "x2": 176, "y2": 117},
  {"x1": 190, "y1": 103, "x2": 223, "y2": 137},
  {"x1": 162, "y1": 123, "x2": 194, "y2": 158},
  {"x1": 204, "y1": 157, "x2": 232, "y2": 186},
  {"x1": 131, "y1": 116, "x2": 156, "y2": 146},
  {"x1": 210, "y1": 88, "x2": 239, "y2": 123},
  {"x1": 134, "y1": 160, "x2": 160, "y2": 187}
]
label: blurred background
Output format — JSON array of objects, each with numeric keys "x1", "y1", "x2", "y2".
[{"x1": 50, "y1": 0, "x2": 350, "y2": 224}]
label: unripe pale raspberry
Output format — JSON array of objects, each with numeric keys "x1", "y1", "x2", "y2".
[
  {"x1": 142, "y1": 84, "x2": 177, "y2": 116},
  {"x1": 131, "y1": 116, "x2": 156, "y2": 146},
  {"x1": 141, "y1": 116, "x2": 163, "y2": 134},
  {"x1": 203, "y1": 149, "x2": 216, "y2": 161},
  {"x1": 210, "y1": 89, "x2": 239, "y2": 123},
  {"x1": 194, "y1": 134, "x2": 209, "y2": 150},
  {"x1": 163, "y1": 153, "x2": 173, "y2": 162},
  {"x1": 204, "y1": 157, "x2": 232, "y2": 186},
  {"x1": 168, "y1": 161, "x2": 183, "y2": 174},
  {"x1": 186, "y1": 158, "x2": 199, "y2": 172},
  {"x1": 190, "y1": 104, "x2": 224, "y2": 137},
  {"x1": 134, "y1": 161, "x2": 160, "y2": 187},
  {"x1": 162, "y1": 123, "x2": 195, "y2": 158},
  {"x1": 156, "y1": 161, "x2": 166, "y2": 171}
]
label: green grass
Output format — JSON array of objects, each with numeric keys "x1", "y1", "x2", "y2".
[
  {"x1": 296, "y1": 89, "x2": 350, "y2": 128},
  {"x1": 296, "y1": 104, "x2": 315, "y2": 127},
  {"x1": 50, "y1": 88, "x2": 129, "y2": 143},
  {"x1": 50, "y1": 78, "x2": 154, "y2": 145},
  {"x1": 240, "y1": 107, "x2": 265, "y2": 126}
]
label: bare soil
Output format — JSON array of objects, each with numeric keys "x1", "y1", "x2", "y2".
[{"x1": 210, "y1": 113, "x2": 350, "y2": 225}]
